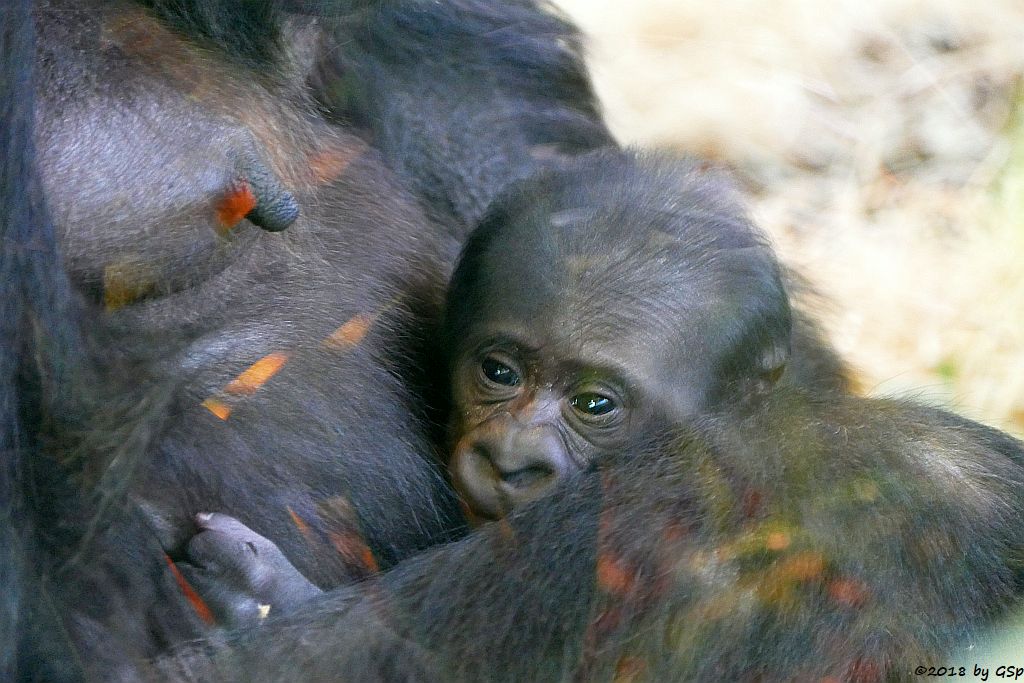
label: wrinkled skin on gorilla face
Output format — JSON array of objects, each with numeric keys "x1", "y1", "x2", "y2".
[{"x1": 443, "y1": 152, "x2": 792, "y2": 519}]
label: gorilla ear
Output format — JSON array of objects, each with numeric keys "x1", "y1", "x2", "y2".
[
  {"x1": 717, "y1": 338, "x2": 790, "y2": 406},
  {"x1": 755, "y1": 340, "x2": 790, "y2": 390}
]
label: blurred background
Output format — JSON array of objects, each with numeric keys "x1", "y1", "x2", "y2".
[{"x1": 552, "y1": 0, "x2": 1024, "y2": 438}]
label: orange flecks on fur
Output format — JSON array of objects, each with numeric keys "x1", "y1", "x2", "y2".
[
  {"x1": 164, "y1": 554, "x2": 215, "y2": 625},
  {"x1": 779, "y1": 551, "x2": 827, "y2": 582},
  {"x1": 103, "y1": 262, "x2": 154, "y2": 312},
  {"x1": 327, "y1": 530, "x2": 380, "y2": 573},
  {"x1": 103, "y1": 263, "x2": 135, "y2": 312},
  {"x1": 741, "y1": 488, "x2": 764, "y2": 519},
  {"x1": 224, "y1": 352, "x2": 289, "y2": 396},
  {"x1": 766, "y1": 531, "x2": 791, "y2": 551},
  {"x1": 308, "y1": 146, "x2": 355, "y2": 184},
  {"x1": 317, "y1": 496, "x2": 380, "y2": 573},
  {"x1": 847, "y1": 658, "x2": 884, "y2": 683},
  {"x1": 201, "y1": 398, "x2": 232, "y2": 421},
  {"x1": 827, "y1": 578, "x2": 870, "y2": 608},
  {"x1": 325, "y1": 314, "x2": 374, "y2": 350},
  {"x1": 361, "y1": 545, "x2": 379, "y2": 572},
  {"x1": 287, "y1": 506, "x2": 314, "y2": 541},
  {"x1": 597, "y1": 552, "x2": 635, "y2": 595},
  {"x1": 104, "y1": 285, "x2": 132, "y2": 312},
  {"x1": 216, "y1": 179, "x2": 258, "y2": 230},
  {"x1": 613, "y1": 657, "x2": 646, "y2": 683}
]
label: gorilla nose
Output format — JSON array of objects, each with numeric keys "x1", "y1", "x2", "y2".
[
  {"x1": 451, "y1": 426, "x2": 570, "y2": 519},
  {"x1": 489, "y1": 431, "x2": 567, "y2": 502}
]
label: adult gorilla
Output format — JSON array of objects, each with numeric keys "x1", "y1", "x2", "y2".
[
  {"x1": 4, "y1": 1, "x2": 1022, "y2": 682},
  {"x1": 28, "y1": 0, "x2": 842, "y2": 593},
  {"x1": 5, "y1": 0, "x2": 616, "y2": 675},
  {"x1": 6, "y1": 0, "x2": 640, "y2": 667},
  {"x1": 28, "y1": 0, "x2": 621, "y2": 593}
]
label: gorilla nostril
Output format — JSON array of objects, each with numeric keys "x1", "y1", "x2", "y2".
[{"x1": 499, "y1": 464, "x2": 555, "y2": 490}]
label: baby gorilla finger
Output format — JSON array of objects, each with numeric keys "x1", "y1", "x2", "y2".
[
  {"x1": 175, "y1": 562, "x2": 272, "y2": 629},
  {"x1": 185, "y1": 512, "x2": 274, "y2": 582},
  {"x1": 187, "y1": 513, "x2": 322, "y2": 614}
]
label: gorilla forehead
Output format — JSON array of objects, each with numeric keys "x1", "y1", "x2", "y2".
[
  {"x1": 474, "y1": 151, "x2": 774, "y2": 304},
  {"x1": 444, "y1": 150, "x2": 790, "y2": 411},
  {"x1": 468, "y1": 236, "x2": 733, "y2": 342},
  {"x1": 460, "y1": 229, "x2": 750, "y2": 417},
  {"x1": 467, "y1": 191, "x2": 771, "y2": 348}
]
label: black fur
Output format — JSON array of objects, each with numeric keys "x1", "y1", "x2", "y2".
[
  {"x1": 446, "y1": 150, "x2": 792, "y2": 401},
  {"x1": 5, "y1": 0, "x2": 1024, "y2": 680},
  {"x1": 2, "y1": 2, "x2": 204, "y2": 679},
  {"x1": 170, "y1": 148, "x2": 1024, "y2": 681},
  {"x1": 165, "y1": 389, "x2": 1024, "y2": 681},
  {"x1": 311, "y1": 0, "x2": 615, "y2": 230},
  {"x1": 135, "y1": 0, "x2": 614, "y2": 232}
]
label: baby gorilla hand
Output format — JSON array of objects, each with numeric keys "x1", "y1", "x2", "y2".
[{"x1": 177, "y1": 513, "x2": 322, "y2": 628}]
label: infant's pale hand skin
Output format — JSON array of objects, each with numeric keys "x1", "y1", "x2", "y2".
[{"x1": 178, "y1": 512, "x2": 323, "y2": 628}]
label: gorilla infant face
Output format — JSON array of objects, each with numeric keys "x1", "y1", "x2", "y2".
[
  {"x1": 445, "y1": 151, "x2": 791, "y2": 520},
  {"x1": 449, "y1": 309, "x2": 662, "y2": 520}
]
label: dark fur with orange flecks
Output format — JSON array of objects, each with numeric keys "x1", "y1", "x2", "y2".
[
  {"x1": 4, "y1": 0, "x2": 609, "y2": 677},
  {"x1": 4, "y1": 0, "x2": 1024, "y2": 681},
  {"x1": 140, "y1": 0, "x2": 615, "y2": 233},
  {"x1": 164, "y1": 152, "x2": 1024, "y2": 680},
  {"x1": 165, "y1": 390, "x2": 1024, "y2": 682}
]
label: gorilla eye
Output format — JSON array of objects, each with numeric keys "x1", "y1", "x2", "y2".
[
  {"x1": 571, "y1": 392, "x2": 616, "y2": 417},
  {"x1": 481, "y1": 356, "x2": 520, "y2": 387}
]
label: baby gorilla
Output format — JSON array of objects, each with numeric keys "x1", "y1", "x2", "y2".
[
  {"x1": 176, "y1": 150, "x2": 795, "y2": 621},
  {"x1": 443, "y1": 149, "x2": 790, "y2": 520}
]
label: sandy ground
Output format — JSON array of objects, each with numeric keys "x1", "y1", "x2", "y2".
[{"x1": 552, "y1": 0, "x2": 1024, "y2": 437}]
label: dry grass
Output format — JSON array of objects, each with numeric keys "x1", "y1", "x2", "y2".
[{"x1": 553, "y1": 0, "x2": 1024, "y2": 436}]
